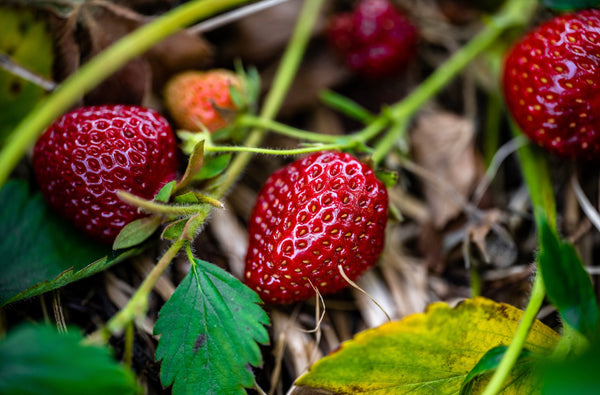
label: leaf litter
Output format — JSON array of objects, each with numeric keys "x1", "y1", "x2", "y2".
[{"x1": 2, "y1": 0, "x2": 600, "y2": 394}]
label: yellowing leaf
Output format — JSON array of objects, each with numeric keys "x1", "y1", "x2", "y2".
[{"x1": 295, "y1": 297, "x2": 560, "y2": 394}]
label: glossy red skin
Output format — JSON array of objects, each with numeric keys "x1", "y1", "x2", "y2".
[
  {"x1": 244, "y1": 151, "x2": 388, "y2": 304},
  {"x1": 33, "y1": 105, "x2": 179, "y2": 244},
  {"x1": 327, "y1": 0, "x2": 418, "y2": 78},
  {"x1": 503, "y1": 9, "x2": 600, "y2": 160}
]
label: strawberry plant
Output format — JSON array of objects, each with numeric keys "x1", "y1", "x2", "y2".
[{"x1": 2, "y1": 0, "x2": 600, "y2": 394}]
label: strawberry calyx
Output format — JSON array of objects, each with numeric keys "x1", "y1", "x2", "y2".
[{"x1": 112, "y1": 141, "x2": 225, "y2": 250}]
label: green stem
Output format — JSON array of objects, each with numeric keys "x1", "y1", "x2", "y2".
[
  {"x1": 215, "y1": 0, "x2": 325, "y2": 197},
  {"x1": 238, "y1": 114, "x2": 341, "y2": 143},
  {"x1": 117, "y1": 190, "x2": 213, "y2": 216},
  {"x1": 0, "y1": 0, "x2": 252, "y2": 187},
  {"x1": 371, "y1": 118, "x2": 408, "y2": 165},
  {"x1": 483, "y1": 93, "x2": 503, "y2": 168},
  {"x1": 206, "y1": 143, "x2": 347, "y2": 156},
  {"x1": 370, "y1": 0, "x2": 538, "y2": 162},
  {"x1": 86, "y1": 239, "x2": 185, "y2": 344},
  {"x1": 481, "y1": 273, "x2": 546, "y2": 395},
  {"x1": 482, "y1": 118, "x2": 555, "y2": 395}
]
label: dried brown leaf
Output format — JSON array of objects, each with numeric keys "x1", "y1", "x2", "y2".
[
  {"x1": 42, "y1": 0, "x2": 212, "y2": 105},
  {"x1": 411, "y1": 110, "x2": 480, "y2": 228}
]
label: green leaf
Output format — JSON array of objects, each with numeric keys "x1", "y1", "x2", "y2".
[
  {"x1": 112, "y1": 215, "x2": 162, "y2": 250},
  {"x1": 155, "y1": 180, "x2": 176, "y2": 203},
  {"x1": 161, "y1": 217, "x2": 188, "y2": 240},
  {"x1": 0, "y1": 324, "x2": 139, "y2": 395},
  {"x1": 537, "y1": 212, "x2": 600, "y2": 341},
  {"x1": 375, "y1": 169, "x2": 398, "y2": 188},
  {"x1": 173, "y1": 191, "x2": 200, "y2": 204},
  {"x1": 541, "y1": 0, "x2": 600, "y2": 11},
  {"x1": 154, "y1": 258, "x2": 270, "y2": 394},
  {"x1": 541, "y1": 339, "x2": 600, "y2": 394},
  {"x1": 0, "y1": 7, "x2": 54, "y2": 146},
  {"x1": 194, "y1": 153, "x2": 231, "y2": 181},
  {"x1": 296, "y1": 297, "x2": 559, "y2": 394},
  {"x1": 0, "y1": 180, "x2": 142, "y2": 305},
  {"x1": 460, "y1": 346, "x2": 536, "y2": 394}
]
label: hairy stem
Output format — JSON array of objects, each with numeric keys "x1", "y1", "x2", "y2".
[
  {"x1": 206, "y1": 143, "x2": 347, "y2": 156},
  {"x1": 238, "y1": 114, "x2": 342, "y2": 143},
  {"x1": 0, "y1": 0, "x2": 252, "y2": 187},
  {"x1": 86, "y1": 239, "x2": 186, "y2": 344},
  {"x1": 481, "y1": 119, "x2": 555, "y2": 395}
]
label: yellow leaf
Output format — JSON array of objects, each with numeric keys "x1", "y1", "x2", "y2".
[{"x1": 295, "y1": 297, "x2": 559, "y2": 394}]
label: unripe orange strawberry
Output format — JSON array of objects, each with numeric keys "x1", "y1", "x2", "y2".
[{"x1": 164, "y1": 69, "x2": 242, "y2": 132}]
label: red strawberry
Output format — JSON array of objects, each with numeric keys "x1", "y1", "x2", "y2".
[
  {"x1": 164, "y1": 69, "x2": 242, "y2": 132},
  {"x1": 326, "y1": 0, "x2": 418, "y2": 78},
  {"x1": 503, "y1": 9, "x2": 600, "y2": 160},
  {"x1": 33, "y1": 105, "x2": 179, "y2": 244},
  {"x1": 244, "y1": 151, "x2": 388, "y2": 304}
]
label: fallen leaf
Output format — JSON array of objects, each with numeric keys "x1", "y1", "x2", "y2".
[
  {"x1": 411, "y1": 110, "x2": 481, "y2": 228},
  {"x1": 294, "y1": 297, "x2": 560, "y2": 394}
]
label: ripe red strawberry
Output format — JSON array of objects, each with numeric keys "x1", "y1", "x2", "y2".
[
  {"x1": 244, "y1": 151, "x2": 388, "y2": 304},
  {"x1": 164, "y1": 69, "x2": 242, "y2": 132},
  {"x1": 33, "y1": 105, "x2": 179, "y2": 244},
  {"x1": 503, "y1": 9, "x2": 600, "y2": 160},
  {"x1": 326, "y1": 0, "x2": 418, "y2": 78}
]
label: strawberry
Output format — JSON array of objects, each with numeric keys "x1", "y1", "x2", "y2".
[
  {"x1": 164, "y1": 69, "x2": 242, "y2": 132},
  {"x1": 503, "y1": 9, "x2": 600, "y2": 160},
  {"x1": 326, "y1": 0, "x2": 418, "y2": 78},
  {"x1": 33, "y1": 105, "x2": 179, "y2": 244},
  {"x1": 244, "y1": 151, "x2": 388, "y2": 304}
]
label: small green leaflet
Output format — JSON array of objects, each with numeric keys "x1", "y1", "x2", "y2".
[
  {"x1": 0, "y1": 324, "x2": 139, "y2": 395},
  {"x1": 460, "y1": 346, "x2": 536, "y2": 394},
  {"x1": 194, "y1": 153, "x2": 231, "y2": 181},
  {"x1": 112, "y1": 215, "x2": 161, "y2": 250},
  {"x1": 154, "y1": 258, "x2": 270, "y2": 394},
  {"x1": 0, "y1": 180, "x2": 143, "y2": 305}
]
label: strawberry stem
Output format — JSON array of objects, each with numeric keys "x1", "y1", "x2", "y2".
[
  {"x1": 238, "y1": 115, "x2": 342, "y2": 143},
  {"x1": 0, "y1": 0, "x2": 253, "y2": 187},
  {"x1": 482, "y1": 119, "x2": 555, "y2": 395},
  {"x1": 86, "y1": 239, "x2": 186, "y2": 344},
  {"x1": 206, "y1": 143, "x2": 349, "y2": 156}
]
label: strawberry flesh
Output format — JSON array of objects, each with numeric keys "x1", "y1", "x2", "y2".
[
  {"x1": 503, "y1": 9, "x2": 600, "y2": 160},
  {"x1": 244, "y1": 151, "x2": 388, "y2": 304},
  {"x1": 33, "y1": 105, "x2": 179, "y2": 244}
]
